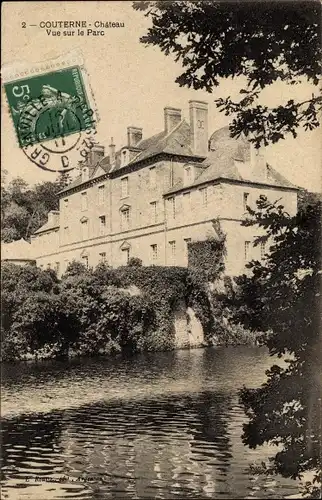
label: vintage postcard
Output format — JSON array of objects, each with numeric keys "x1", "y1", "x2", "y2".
[{"x1": 1, "y1": 1, "x2": 321, "y2": 499}]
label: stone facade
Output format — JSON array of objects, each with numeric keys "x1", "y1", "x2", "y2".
[
  {"x1": 2, "y1": 238, "x2": 36, "y2": 266},
  {"x1": 31, "y1": 100, "x2": 298, "y2": 277}
]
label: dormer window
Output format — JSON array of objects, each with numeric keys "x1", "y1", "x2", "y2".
[
  {"x1": 121, "y1": 149, "x2": 130, "y2": 168},
  {"x1": 82, "y1": 166, "x2": 89, "y2": 182}
]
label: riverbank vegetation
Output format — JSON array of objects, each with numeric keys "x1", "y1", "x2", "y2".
[
  {"x1": 233, "y1": 193, "x2": 321, "y2": 498},
  {"x1": 1, "y1": 214, "x2": 257, "y2": 362},
  {"x1": 1, "y1": 255, "x2": 256, "y2": 362}
]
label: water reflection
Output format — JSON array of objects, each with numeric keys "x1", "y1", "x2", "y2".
[{"x1": 1, "y1": 347, "x2": 298, "y2": 499}]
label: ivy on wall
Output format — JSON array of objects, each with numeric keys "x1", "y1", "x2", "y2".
[
  {"x1": 2, "y1": 220, "x2": 256, "y2": 362},
  {"x1": 187, "y1": 219, "x2": 226, "y2": 282}
]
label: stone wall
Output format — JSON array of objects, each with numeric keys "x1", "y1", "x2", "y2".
[{"x1": 173, "y1": 299, "x2": 205, "y2": 349}]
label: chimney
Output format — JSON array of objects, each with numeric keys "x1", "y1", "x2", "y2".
[
  {"x1": 164, "y1": 107, "x2": 182, "y2": 134},
  {"x1": 87, "y1": 144, "x2": 105, "y2": 167},
  {"x1": 189, "y1": 100, "x2": 208, "y2": 157},
  {"x1": 127, "y1": 127, "x2": 143, "y2": 147},
  {"x1": 48, "y1": 210, "x2": 60, "y2": 226},
  {"x1": 109, "y1": 137, "x2": 116, "y2": 165}
]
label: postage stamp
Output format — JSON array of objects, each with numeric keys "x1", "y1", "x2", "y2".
[{"x1": 2, "y1": 50, "x2": 99, "y2": 172}]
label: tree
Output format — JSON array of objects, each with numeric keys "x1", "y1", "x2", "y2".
[
  {"x1": 1, "y1": 177, "x2": 62, "y2": 242},
  {"x1": 229, "y1": 195, "x2": 321, "y2": 497},
  {"x1": 1, "y1": 264, "x2": 60, "y2": 360},
  {"x1": 134, "y1": 0, "x2": 322, "y2": 147}
]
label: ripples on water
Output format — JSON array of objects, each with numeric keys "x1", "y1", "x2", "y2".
[{"x1": 1, "y1": 347, "x2": 298, "y2": 499}]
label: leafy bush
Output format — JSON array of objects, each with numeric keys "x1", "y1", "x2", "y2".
[
  {"x1": 187, "y1": 220, "x2": 226, "y2": 282},
  {"x1": 127, "y1": 257, "x2": 143, "y2": 267},
  {"x1": 2, "y1": 262, "x2": 213, "y2": 360}
]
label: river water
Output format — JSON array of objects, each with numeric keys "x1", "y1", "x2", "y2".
[{"x1": 1, "y1": 346, "x2": 298, "y2": 500}]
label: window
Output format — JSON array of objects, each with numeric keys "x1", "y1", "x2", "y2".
[
  {"x1": 149, "y1": 167, "x2": 156, "y2": 188},
  {"x1": 99, "y1": 252, "x2": 106, "y2": 263},
  {"x1": 64, "y1": 259, "x2": 69, "y2": 272},
  {"x1": 99, "y1": 215, "x2": 106, "y2": 236},
  {"x1": 244, "y1": 241, "x2": 251, "y2": 260},
  {"x1": 151, "y1": 244, "x2": 158, "y2": 263},
  {"x1": 122, "y1": 248, "x2": 130, "y2": 265},
  {"x1": 200, "y1": 187, "x2": 208, "y2": 207},
  {"x1": 98, "y1": 185, "x2": 105, "y2": 205},
  {"x1": 168, "y1": 197, "x2": 176, "y2": 220},
  {"x1": 82, "y1": 255, "x2": 89, "y2": 269},
  {"x1": 121, "y1": 150, "x2": 129, "y2": 167},
  {"x1": 121, "y1": 177, "x2": 129, "y2": 198},
  {"x1": 64, "y1": 198, "x2": 68, "y2": 208},
  {"x1": 81, "y1": 220, "x2": 89, "y2": 240},
  {"x1": 169, "y1": 240, "x2": 176, "y2": 264},
  {"x1": 150, "y1": 201, "x2": 158, "y2": 224},
  {"x1": 82, "y1": 167, "x2": 89, "y2": 182},
  {"x1": 81, "y1": 191, "x2": 88, "y2": 211},
  {"x1": 260, "y1": 241, "x2": 266, "y2": 259},
  {"x1": 184, "y1": 166, "x2": 192, "y2": 185},
  {"x1": 182, "y1": 192, "x2": 191, "y2": 212},
  {"x1": 64, "y1": 226, "x2": 69, "y2": 240},
  {"x1": 121, "y1": 208, "x2": 130, "y2": 230},
  {"x1": 184, "y1": 238, "x2": 191, "y2": 262},
  {"x1": 243, "y1": 192, "x2": 249, "y2": 211},
  {"x1": 55, "y1": 262, "x2": 60, "y2": 274}
]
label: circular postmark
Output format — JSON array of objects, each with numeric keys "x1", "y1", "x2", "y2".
[{"x1": 17, "y1": 92, "x2": 97, "y2": 173}]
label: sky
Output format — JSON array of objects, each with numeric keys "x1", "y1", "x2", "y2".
[{"x1": 2, "y1": 1, "x2": 321, "y2": 192}]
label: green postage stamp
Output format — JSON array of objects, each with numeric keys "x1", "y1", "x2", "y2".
[{"x1": 2, "y1": 50, "x2": 99, "y2": 172}]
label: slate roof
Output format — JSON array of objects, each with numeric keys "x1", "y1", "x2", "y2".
[
  {"x1": 33, "y1": 220, "x2": 60, "y2": 235},
  {"x1": 58, "y1": 120, "x2": 198, "y2": 194},
  {"x1": 58, "y1": 124, "x2": 297, "y2": 197},
  {"x1": 123, "y1": 120, "x2": 195, "y2": 168},
  {"x1": 58, "y1": 158, "x2": 112, "y2": 194},
  {"x1": 165, "y1": 126, "x2": 298, "y2": 195}
]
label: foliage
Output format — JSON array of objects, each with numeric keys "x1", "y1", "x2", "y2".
[
  {"x1": 62, "y1": 260, "x2": 90, "y2": 278},
  {"x1": 2, "y1": 262, "x2": 216, "y2": 360},
  {"x1": 185, "y1": 270, "x2": 214, "y2": 339},
  {"x1": 134, "y1": 0, "x2": 322, "y2": 147},
  {"x1": 115, "y1": 265, "x2": 190, "y2": 349},
  {"x1": 187, "y1": 221, "x2": 226, "y2": 282},
  {"x1": 232, "y1": 195, "x2": 321, "y2": 495},
  {"x1": 127, "y1": 257, "x2": 143, "y2": 267},
  {"x1": 1, "y1": 173, "x2": 72, "y2": 242},
  {"x1": 2, "y1": 229, "x2": 254, "y2": 361},
  {"x1": 1, "y1": 264, "x2": 60, "y2": 360},
  {"x1": 184, "y1": 224, "x2": 255, "y2": 344}
]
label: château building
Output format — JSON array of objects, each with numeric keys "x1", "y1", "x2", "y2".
[{"x1": 31, "y1": 100, "x2": 298, "y2": 276}]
